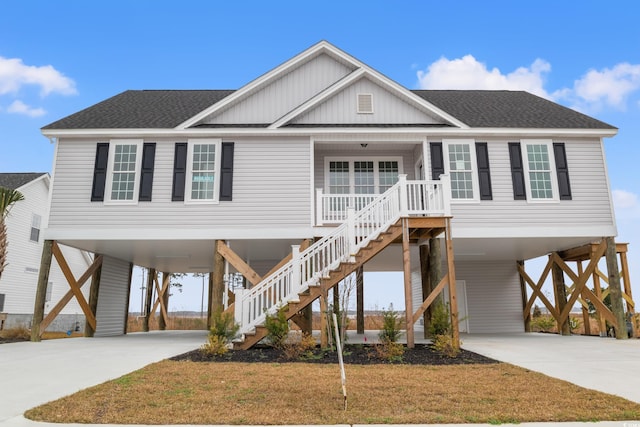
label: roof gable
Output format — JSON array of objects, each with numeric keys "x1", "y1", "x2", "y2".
[{"x1": 0, "y1": 173, "x2": 48, "y2": 190}]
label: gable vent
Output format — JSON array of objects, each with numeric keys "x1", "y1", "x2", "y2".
[{"x1": 357, "y1": 93, "x2": 373, "y2": 114}]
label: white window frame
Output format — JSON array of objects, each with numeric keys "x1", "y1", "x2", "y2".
[
  {"x1": 443, "y1": 139, "x2": 480, "y2": 203},
  {"x1": 29, "y1": 213, "x2": 41, "y2": 243},
  {"x1": 324, "y1": 156, "x2": 403, "y2": 194},
  {"x1": 104, "y1": 139, "x2": 143, "y2": 204},
  {"x1": 521, "y1": 139, "x2": 559, "y2": 202},
  {"x1": 186, "y1": 138, "x2": 222, "y2": 204}
]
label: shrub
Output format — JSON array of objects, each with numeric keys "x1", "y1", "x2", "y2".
[
  {"x1": 0, "y1": 325, "x2": 30, "y2": 340},
  {"x1": 264, "y1": 306, "x2": 289, "y2": 350},
  {"x1": 282, "y1": 331, "x2": 317, "y2": 360},
  {"x1": 378, "y1": 304, "x2": 402, "y2": 343},
  {"x1": 432, "y1": 334, "x2": 460, "y2": 358},
  {"x1": 374, "y1": 340, "x2": 405, "y2": 362},
  {"x1": 568, "y1": 316, "x2": 581, "y2": 333},
  {"x1": 200, "y1": 309, "x2": 239, "y2": 357},
  {"x1": 201, "y1": 334, "x2": 229, "y2": 357},
  {"x1": 531, "y1": 315, "x2": 555, "y2": 332},
  {"x1": 428, "y1": 301, "x2": 451, "y2": 336}
]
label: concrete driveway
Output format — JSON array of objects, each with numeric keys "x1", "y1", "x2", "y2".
[{"x1": 462, "y1": 333, "x2": 640, "y2": 403}]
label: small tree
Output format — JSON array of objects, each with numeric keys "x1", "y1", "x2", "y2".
[
  {"x1": 264, "y1": 306, "x2": 289, "y2": 350},
  {"x1": 0, "y1": 187, "x2": 25, "y2": 281},
  {"x1": 201, "y1": 308, "x2": 239, "y2": 357}
]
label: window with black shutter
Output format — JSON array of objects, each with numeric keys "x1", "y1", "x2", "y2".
[
  {"x1": 553, "y1": 143, "x2": 572, "y2": 200},
  {"x1": 91, "y1": 142, "x2": 109, "y2": 201},
  {"x1": 508, "y1": 142, "x2": 527, "y2": 200},
  {"x1": 172, "y1": 143, "x2": 188, "y2": 201},
  {"x1": 429, "y1": 142, "x2": 444, "y2": 180},
  {"x1": 138, "y1": 143, "x2": 156, "y2": 201},
  {"x1": 219, "y1": 142, "x2": 234, "y2": 201},
  {"x1": 475, "y1": 142, "x2": 493, "y2": 200}
]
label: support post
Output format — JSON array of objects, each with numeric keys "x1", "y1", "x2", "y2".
[
  {"x1": 619, "y1": 251, "x2": 636, "y2": 336},
  {"x1": 605, "y1": 237, "x2": 627, "y2": 339},
  {"x1": 212, "y1": 241, "x2": 225, "y2": 314},
  {"x1": 85, "y1": 256, "x2": 103, "y2": 337},
  {"x1": 159, "y1": 272, "x2": 170, "y2": 330},
  {"x1": 420, "y1": 244, "x2": 431, "y2": 337},
  {"x1": 143, "y1": 268, "x2": 155, "y2": 332},
  {"x1": 593, "y1": 263, "x2": 606, "y2": 336},
  {"x1": 320, "y1": 288, "x2": 329, "y2": 349},
  {"x1": 356, "y1": 266, "x2": 364, "y2": 334},
  {"x1": 301, "y1": 305, "x2": 313, "y2": 335},
  {"x1": 445, "y1": 218, "x2": 460, "y2": 349},
  {"x1": 551, "y1": 254, "x2": 570, "y2": 335},
  {"x1": 123, "y1": 262, "x2": 133, "y2": 334},
  {"x1": 402, "y1": 218, "x2": 414, "y2": 348},
  {"x1": 31, "y1": 239, "x2": 53, "y2": 341},
  {"x1": 207, "y1": 271, "x2": 214, "y2": 329},
  {"x1": 428, "y1": 237, "x2": 443, "y2": 336},
  {"x1": 517, "y1": 260, "x2": 531, "y2": 332},
  {"x1": 577, "y1": 261, "x2": 591, "y2": 335}
]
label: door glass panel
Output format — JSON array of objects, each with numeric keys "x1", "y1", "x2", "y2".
[{"x1": 378, "y1": 161, "x2": 399, "y2": 192}]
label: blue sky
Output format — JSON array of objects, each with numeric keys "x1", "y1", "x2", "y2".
[{"x1": 1, "y1": 1, "x2": 639, "y2": 312}]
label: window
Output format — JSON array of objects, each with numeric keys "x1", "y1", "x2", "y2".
[
  {"x1": 326, "y1": 157, "x2": 402, "y2": 194},
  {"x1": 30, "y1": 214, "x2": 41, "y2": 242},
  {"x1": 442, "y1": 139, "x2": 479, "y2": 201},
  {"x1": 105, "y1": 140, "x2": 143, "y2": 203},
  {"x1": 186, "y1": 139, "x2": 221, "y2": 202},
  {"x1": 521, "y1": 140, "x2": 558, "y2": 201},
  {"x1": 46, "y1": 281, "x2": 53, "y2": 303}
]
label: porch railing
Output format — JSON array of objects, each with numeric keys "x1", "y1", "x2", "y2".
[
  {"x1": 234, "y1": 175, "x2": 451, "y2": 336},
  {"x1": 316, "y1": 175, "x2": 451, "y2": 225}
]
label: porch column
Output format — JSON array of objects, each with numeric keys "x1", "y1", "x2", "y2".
[
  {"x1": 427, "y1": 237, "x2": 443, "y2": 337},
  {"x1": 212, "y1": 240, "x2": 225, "y2": 313},
  {"x1": 85, "y1": 257, "x2": 103, "y2": 337},
  {"x1": 402, "y1": 218, "x2": 414, "y2": 348},
  {"x1": 551, "y1": 254, "x2": 570, "y2": 336},
  {"x1": 320, "y1": 288, "x2": 329, "y2": 348},
  {"x1": 207, "y1": 271, "x2": 214, "y2": 329},
  {"x1": 31, "y1": 239, "x2": 53, "y2": 342},
  {"x1": 143, "y1": 268, "x2": 155, "y2": 332},
  {"x1": 123, "y1": 262, "x2": 133, "y2": 334},
  {"x1": 445, "y1": 218, "x2": 460, "y2": 349},
  {"x1": 577, "y1": 261, "x2": 591, "y2": 335},
  {"x1": 356, "y1": 266, "x2": 364, "y2": 334},
  {"x1": 605, "y1": 237, "x2": 627, "y2": 339},
  {"x1": 159, "y1": 272, "x2": 170, "y2": 330},
  {"x1": 517, "y1": 260, "x2": 531, "y2": 332},
  {"x1": 419, "y1": 244, "x2": 430, "y2": 337}
]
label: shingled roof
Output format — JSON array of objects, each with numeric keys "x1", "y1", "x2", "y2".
[
  {"x1": 42, "y1": 89, "x2": 615, "y2": 130},
  {"x1": 0, "y1": 173, "x2": 47, "y2": 190}
]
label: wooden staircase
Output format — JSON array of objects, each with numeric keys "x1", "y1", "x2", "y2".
[{"x1": 235, "y1": 222, "x2": 403, "y2": 349}]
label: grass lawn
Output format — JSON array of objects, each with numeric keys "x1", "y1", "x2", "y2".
[{"x1": 25, "y1": 360, "x2": 640, "y2": 425}]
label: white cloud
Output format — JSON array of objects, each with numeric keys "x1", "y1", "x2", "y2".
[
  {"x1": 7, "y1": 99, "x2": 46, "y2": 117},
  {"x1": 0, "y1": 56, "x2": 77, "y2": 97},
  {"x1": 558, "y1": 63, "x2": 640, "y2": 111},
  {"x1": 416, "y1": 55, "x2": 552, "y2": 98}
]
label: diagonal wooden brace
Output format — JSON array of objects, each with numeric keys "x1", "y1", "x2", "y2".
[
  {"x1": 519, "y1": 259, "x2": 558, "y2": 320},
  {"x1": 216, "y1": 241, "x2": 262, "y2": 287},
  {"x1": 48, "y1": 241, "x2": 97, "y2": 331},
  {"x1": 412, "y1": 273, "x2": 448, "y2": 325},
  {"x1": 150, "y1": 273, "x2": 170, "y2": 322}
]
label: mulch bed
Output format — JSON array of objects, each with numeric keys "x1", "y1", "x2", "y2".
[{"x1": 171, "y1": 343, "x2": 499, "y2": 365}]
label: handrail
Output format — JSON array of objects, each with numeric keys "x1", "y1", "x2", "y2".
[{"x1": 235, "y1": 175, "x2": 450, "y2": 334}]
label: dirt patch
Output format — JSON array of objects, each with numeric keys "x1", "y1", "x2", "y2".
[{"x1": 171, "y1": 343, "x2": 498, "y2": 365}]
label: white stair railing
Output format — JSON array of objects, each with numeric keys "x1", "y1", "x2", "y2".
[{"x1": 235, "y1": 175, "x2": 450, "y2": 335}]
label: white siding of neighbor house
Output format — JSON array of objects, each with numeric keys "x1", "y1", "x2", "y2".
[
  {"x1": 293, "y1": 78, "x2": 443, "y2": 125},
  {"x1": 425, "y1": 137, "x2": 615, "y2": 235},
  {"x1": 314, "y1": 144, "x2": 417, "y2": 191},
  {"x1": 48, "y1": 137, "x2": 311, "y2": 232},
  {"x1": 94, "y1": 256, "x2": 130, "y2": 337},
  {"x1": 205, "y1": 53, "x2": 355, "y2": 125},
  {"x1": 410, "y1": 260, "x2": 523, "y2": 334},
  {"x1": 0, "y1": 176, "x2": 91, "y2": 321}
]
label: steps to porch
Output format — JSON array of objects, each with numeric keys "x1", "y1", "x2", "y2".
[{"x1": 233, "y1": 175, "x2": 452, "y2": 349}]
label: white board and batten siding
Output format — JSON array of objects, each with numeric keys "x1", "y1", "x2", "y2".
[
  {"x1": 425, "y1": 137, "x2": 616, "y2": 238},
  {"x1": 48, "y1": 136, "x2": 311, "y2": 236},
  {"x1": 205, "y1": 53, "x2": 354, "y2": 125},
  {"x1": 94, "y1": 256, "x2": 131, "y2": 337},
  {"x1": 294, "y1": 77, "x2": 443, "y2": 125},
  {"x1": 410, "y1": 260, "x2": 523, "y2": 334}
]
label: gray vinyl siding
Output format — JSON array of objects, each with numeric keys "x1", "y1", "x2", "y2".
[
  {"x1": 425, "y1": 137, "x2": 615, "y2": 233},
  {"x1": 294, "y1": 78, "x2": 442, "y2": 125},
  {"x1": 314, "y1": 145, "x2": 416, "y2": 191},
  {"x1": 48, "y1": 136, "x2": 311, "y2": 230},
  {"x1": 206, "y1": 53, "x2": 354, "y2": 124},
  {"x1": 456, "y1": 260, "x2": 523, "y2": 333},
  {"x1": 94, "y1": 256, "x2": 130, "y2": 337}
]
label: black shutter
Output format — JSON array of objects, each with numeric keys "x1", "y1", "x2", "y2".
[
  {"x1": 554, "y1": 143, "x2": 572, "y2": 200},
  {"x1": 91, "y1": 143, "x2": 109, "y2": 201},
  {"x1": 508, "y1": 142, "x2": 527, "y2": 200},
  {"x1": 219, "y1": 142, "x2": 234, "y2": 201},
  {"x1": 475, "y1": 142, "x2": 493, "y2": 200},
  {"x1": 138, "y1": 143, "x2": 156, "y2": 201},
  {"x1": 172, "y1": 143, "x2": 187, "y2": 201},
  {"x1": 429, "y1": 142, "x2": 444, "y2": 180}
]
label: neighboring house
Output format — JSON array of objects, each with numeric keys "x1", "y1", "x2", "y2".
[
  {"x1": 0, "y1": 173, "x2": 91, "y2": 332},
  {"x1": 39, "y1": 41, "x2": 623, "y2": 341}
]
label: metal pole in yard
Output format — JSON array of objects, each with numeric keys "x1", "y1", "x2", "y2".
[{"x1": 332, "y1": 312, "x2": 347, "y2": 410}]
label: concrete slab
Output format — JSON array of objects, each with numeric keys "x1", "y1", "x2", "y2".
[
  {"x1": 0, "y1": 330, "x2": 206, "y2": 424},
  {"x1": 462, "y1": 333, "x2": 640, "y2": 403}
]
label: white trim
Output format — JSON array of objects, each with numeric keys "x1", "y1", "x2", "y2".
[
  {"x1": 520, "y1": 139, "x2": 560, "y2": 203},
  {"x1": 42, "y1": 127, "x2": 619, "y2": 139},
  {"x1": 185, "y1": 138, "x2": 222, "y2": 204},
  {"x1": 599, "y1": 136, "x2": 618, "y2": 236},
  {"x1": 309, "y1": 136, "x2": 316, "y2": 228},
  {"x1": 104, "y1": 139, "x2": 144, "y2": 205},
  {"x1": 14, "y1": 173, "x2": 48, "y2": 193},
  {"x1": 443, "y1": 139, "x2": 480, "y2": 203},
  {"x1": 324, "y1": 156, "x2": 404, "y2": 194},
  {"x1": 450, "y1": 224, "x2": 618, "y2": 239}
]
